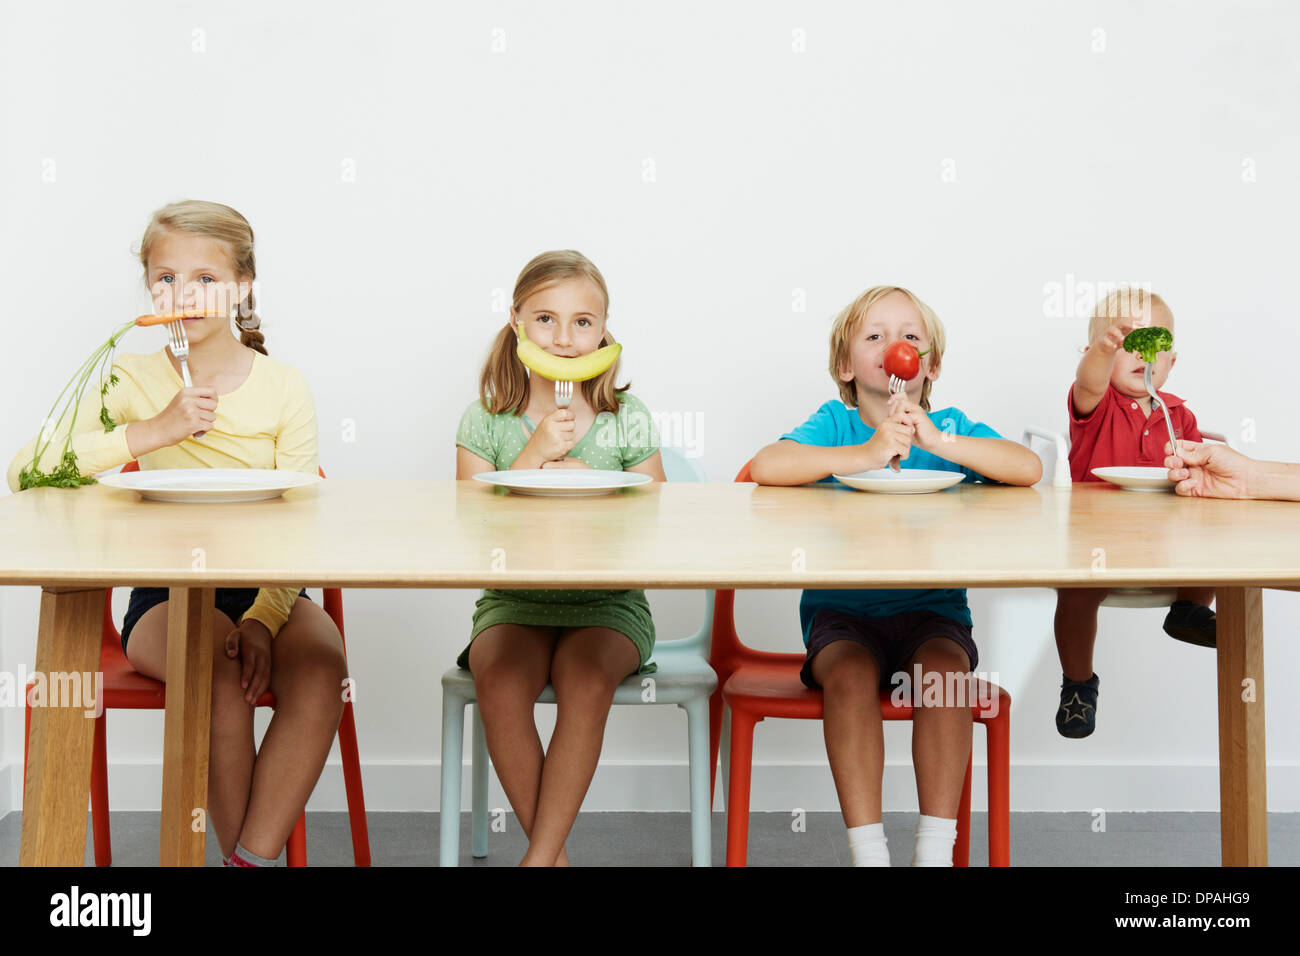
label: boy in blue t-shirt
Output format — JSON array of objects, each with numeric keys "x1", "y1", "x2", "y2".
[{"x1": 750, "y1": 285, "x2": 1041, "y2": 867}]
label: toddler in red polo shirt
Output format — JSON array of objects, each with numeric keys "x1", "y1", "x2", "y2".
[{"x1": 1054, "y1": 288, "x2": 1216, "y2": 739}]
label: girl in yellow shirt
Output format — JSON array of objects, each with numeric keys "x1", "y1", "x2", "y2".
[{"x1": 7, "y1": 200, "x2": 347, "y2": 868}]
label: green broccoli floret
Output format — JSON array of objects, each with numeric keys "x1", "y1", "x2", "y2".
[{"x1": 1122, "y1": 326, "x2": 1173, "y2": 364}]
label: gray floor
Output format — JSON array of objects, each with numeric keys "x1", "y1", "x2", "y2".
[{"x1": 2, "y1": 810, "x2": 1297, "y2": 865}]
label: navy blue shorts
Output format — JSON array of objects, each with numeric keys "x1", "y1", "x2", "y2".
[
  {"x1": 800, "y1": 608, "x2": 978, "y2": 690},
  {"x1": 120, "y1": 587, "x2": 311, "y2": 655}
]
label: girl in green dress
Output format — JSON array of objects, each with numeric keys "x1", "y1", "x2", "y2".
[{"x1": 454, "y1": 250, "x2": 666, "y2": 866}]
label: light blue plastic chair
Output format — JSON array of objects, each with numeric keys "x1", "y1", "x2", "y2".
[{"x1": 439, "y1": 447, "x2": 718, "y2": 866}]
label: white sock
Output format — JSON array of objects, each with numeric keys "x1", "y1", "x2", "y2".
[
  {"x1": 911, "y1": 814, "x2": 957, "y2": 867},
  {"x1": 847, "y1": 822, "x2": 890, "y2": 867}
]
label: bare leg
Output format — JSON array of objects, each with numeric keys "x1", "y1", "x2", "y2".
[
  {"x1": 522, "y1": 626, "x2": 639, "y2": 866},
  {"x1": 1177, "y1": 586, "x2": 1216, "y2": 606},
  {"x1": 468, "y1": 624, "x2": 567, "y2": 863},
  {"x1": 1054, "y1": 588, "x2": 1110, "y2": 682},
  {"x1": 810, "y1": 641, "x2": 884, "y2": 828},
  {"x1": 235, "y1": 597, "x2": 348, "y2": 859},
  {"x1": 907, "y1": 638, "x2": 973, "y2": 819},
  {"x1": 125, "y1": 603, "x2": 253, "y2": 860}
]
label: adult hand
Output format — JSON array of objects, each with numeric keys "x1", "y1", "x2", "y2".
[{"x1": 1164, "y1": 440, "x2": 1252, "y2": 499}]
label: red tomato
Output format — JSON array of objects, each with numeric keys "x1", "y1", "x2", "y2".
[{"x1": 883, "y1": 341, "x2": 920, "y2": 380}]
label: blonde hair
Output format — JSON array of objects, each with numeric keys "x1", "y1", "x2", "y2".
[
  {"x1": 829, "y1": 285, "x2": 947, "y2": 412},
  {"x1": 479, "y1": 250, "x2": 629, "y2": 415},
  {"x1": 137, "y1": 200, "x2": 267, "y2": 355},
  {"x1": 1087, "y1": 287, "x2": 1172, "y2": 345}
]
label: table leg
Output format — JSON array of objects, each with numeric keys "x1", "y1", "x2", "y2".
[
  {"x1": 19, "y1": 587, "x2": 104, "y2": 866},
  {"x1": 159, "y1": 587, "x2": 215, "y2": 866},
  {"x1": 1216, "y1": 586, "x2": 1267, "y2": 866}
]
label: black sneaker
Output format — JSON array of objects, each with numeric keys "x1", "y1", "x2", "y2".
[
  {"x1": 1056, "y1": 673, "x2": 1099, "y2": 738},
  {"x1": 1163, "y1": 601, "x2": 1217, "y2": 648}
]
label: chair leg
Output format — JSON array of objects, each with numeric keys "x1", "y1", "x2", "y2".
[
  {"x1": 954, "y1": 752, "x2": 972, "y2": 867},
  {"x1": 438, "y1": 691, "x2": 466, "y2": 867},
  {"x1": 682, "y1": 697, "x2": 712, "y2": 867},
  {"x1": 471, "y1": 704, "x2": 489, "y2": 858},
  {"x1": 91, "y1": 711, "x2": 112, "y2": 866},
  {"x1": 286, "y1": 812, "x2": 307, "y2": 866},
  {"x1": 707, "y1": 690, "x2": 724, "y2": 806},
  {"x1": 720, "y1": 704, "x2": 732, "y2": 810},
  {"x1": 724, "y1": 709, "x2": 758, "y2": 867},
  {"x1": 985, "y1": 709, "x2": 1011, "y2": 866},
  {"x1": 335, "y1": 699, "x2": 371, "y2": 866}
]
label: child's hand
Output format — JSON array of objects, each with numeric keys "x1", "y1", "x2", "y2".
[
  {"x1": 539, "y1": 457, "x2": 593, "y2": 469},
  {"x1": 860, "y1": 404, "x2": 914, "y2": 470},
  {"x1": 225, "y1": 619, "x2": 273, "y2": 705},
  {"x1": 150, "y1": 386, "x2": 217, "y2": 446},
  {"x1": 528, "y1": 409, "x2": 577, "y2": 461},
  {"x1": 1090, "y1": 320, "x2": 1139, "y2": 358},
  {"x1": 887, "y1": 394, "x2": 945, "y2": 452}
]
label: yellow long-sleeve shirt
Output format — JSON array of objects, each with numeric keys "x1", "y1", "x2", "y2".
[{"x1": 6, "y1": 348, "x2": 319, "y2": 638}]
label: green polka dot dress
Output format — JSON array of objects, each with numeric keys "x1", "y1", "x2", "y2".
[{"x1": 454, "y1": 393, "x2": 659, "y2": 674}]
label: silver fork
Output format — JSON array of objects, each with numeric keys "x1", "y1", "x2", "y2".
[
  {"x1": 554, "y1": 379, "x2": 573, "y2": 409},
  {"x1": 1143, "y1": 362, "x2": 1177, "y2": 456},
  {"x1": 166, "y1": 319, "x2": 206, "y2": 439},
  {"x1": 887, "y1": 374, "x2": 907, "y2": 472}
]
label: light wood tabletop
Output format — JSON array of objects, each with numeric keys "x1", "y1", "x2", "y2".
[
  {"x1": 2, "y1": 479, "x2": 1298, "y2": 589},
  {"x1": 4, "y1": 478, "x2": 1296, "y2": 867}
]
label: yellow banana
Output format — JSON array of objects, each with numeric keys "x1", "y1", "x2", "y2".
[{"x1": 514, "y1": 321, "x2": 622, "y2": 382}]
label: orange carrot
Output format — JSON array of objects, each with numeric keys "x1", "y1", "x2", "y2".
[{"x1": 134, "y1": 311, "x2": 226, "y2": 326}]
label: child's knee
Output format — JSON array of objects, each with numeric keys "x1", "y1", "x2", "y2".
[
  {"x1": 552, "y1": 656, "x2": 621, "y2": 700},
  {"x1": 818, "y1": 647, "x2": 880, "y2": 695},
  {"x1": 210, "y1": 661, "x2": 252, "y2": 722},
  {"x1": 294, "y1": 649, "x2": 349, "y2": 714},
  {"x1": 474, "y1": 660, "x2": 545, "y2": 706}
]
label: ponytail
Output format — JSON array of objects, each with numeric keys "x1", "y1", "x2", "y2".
[{"x1": 236, "y1": 290, "x2": 268, "y2": 355}]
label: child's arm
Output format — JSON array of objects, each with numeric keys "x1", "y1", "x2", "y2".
[
  {"x1": 750, "y1": 420, "x2": 913, "y2": 486},
  {"x1": 456, "y1": 446, "x2": 496, "y2": 478},
  {"x1": 5, "y1": 364, "x2": 209, "y2": 492},
  {"x1": 918, "y1": 433, "x2": 1042, "y2": 485},
  {"x1": 1072, "y1": 321, "x2": 1136, "y2": 418},
  {"x1": 896, "y1": 398, "x2": 1041, "y2": 486}
]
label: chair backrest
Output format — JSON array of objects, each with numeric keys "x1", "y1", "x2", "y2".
[{"x1": 658, "y1": 445, "x2": 707, "y2": 482}]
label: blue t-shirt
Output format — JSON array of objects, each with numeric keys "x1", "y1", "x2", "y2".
[{"x1": 779, "y1": 399, "x2": 1003, "y2": 644}]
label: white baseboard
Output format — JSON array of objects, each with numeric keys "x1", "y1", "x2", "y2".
[{"x1": 3, "y1": 759, "x2": 1297, "y2": 816}]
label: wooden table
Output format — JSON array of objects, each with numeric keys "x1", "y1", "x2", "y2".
[{"x1": 3, "y1": 479, "x2": 1296, "y2": 866}]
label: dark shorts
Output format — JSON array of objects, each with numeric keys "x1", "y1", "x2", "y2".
[
  {"x1": 800, "y1": 608, "x2": 978, "y2": 691},
  {"x1": 120, "y1": 587, "x2": 311, "y2": 655}
]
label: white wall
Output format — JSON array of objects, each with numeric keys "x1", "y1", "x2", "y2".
[{"x1": 2, "y1": 0, "x2": 1298, "y2": 816}]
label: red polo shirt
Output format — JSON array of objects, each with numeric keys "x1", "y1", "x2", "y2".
[{"x1": 1067, "y1": 383, "x2": 1203, "y2": 483}]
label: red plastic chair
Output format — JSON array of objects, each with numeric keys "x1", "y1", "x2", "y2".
[
  {"x1": 708, "y1": 460, "x2": 1011, "y2": 866},
  {"x1": 23, "y1": 462, "x2": 370, "y2": 866}
]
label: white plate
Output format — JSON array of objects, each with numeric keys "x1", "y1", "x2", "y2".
[
  {"x1": 832, "y1": 469, "x2": 966, "y2": 494},
  {"x1": 473, "y1": 469, "x2": 653, "y2": 497},
  {"x1": 1090, "y1": 466, "x2": 1175, "y2": 492},
  {"x1": 98, "y1": 468, "x2": 320, "y2": 503}
]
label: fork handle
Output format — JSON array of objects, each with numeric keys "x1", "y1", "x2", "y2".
[{"x1": 177, "y1": 358, "x2": 207, "y2": 440}]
